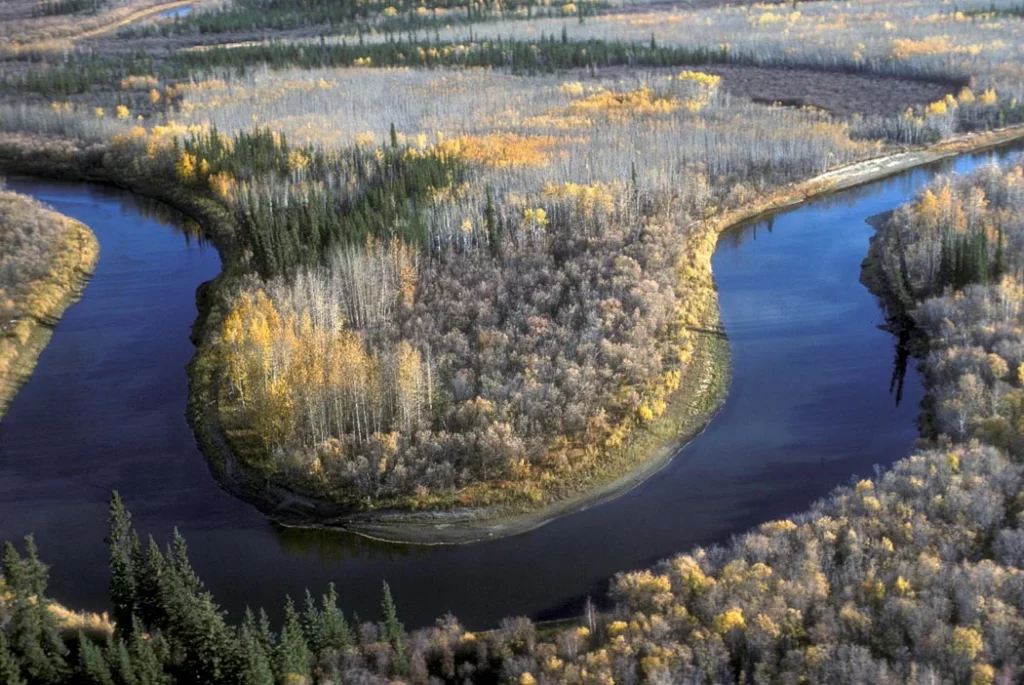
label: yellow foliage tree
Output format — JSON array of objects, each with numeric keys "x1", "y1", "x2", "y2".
[
  {"x1": 176, "y1": 152, "x2": 197, "y2": 183},
  {"x1": 713, "y1": 609, "x2": 746, "y2": 634}
]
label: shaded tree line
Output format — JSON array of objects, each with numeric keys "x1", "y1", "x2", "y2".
[
  {"x1": 6, "y1": 427, "x2": 1024, "y2": 685},
  {"x1": 118, "y1": 0, "x2": 580, "y2": 40},
  {"x1": 934, "y1": 224, "x2": 1004, "y2": 292},
  {"x1": 176, "y1": 126, "x2": 463, "y2": 278},
  {"x1": 33, "y1": 0, "x2": 104, "y2": 18},
  {"x1": 1, "y1": 494, "x2": 424, "y2": 685},
  {"x1": 6, "y1": 39, "x2": 734, "y2": 98},
  {"x1": 173, "y1": 36, "x2": 735, "y2": 77}
]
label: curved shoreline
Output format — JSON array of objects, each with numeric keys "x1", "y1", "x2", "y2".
[
  {"x1": 4, "y1": 0, "x2": 201, "y2": 54},
  {"x1": 2, "y1": 122, "x2": 1023, "y2": 544},
  {"x1": 196, "y1": 310, "x2": 731, "y2": 545},
  {"x1": 0, "y1": 201, "x2": 98, "y2": 420}
]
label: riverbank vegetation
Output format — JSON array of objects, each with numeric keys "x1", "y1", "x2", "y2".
[
  {"x1": 185, "y1": 67, "x2": 873, "y2": 510},
  {"x1": 4, "y1": 364, "x2": 1024, "y2": 684},
  {"x1": 0, "y1": 187, "x2": 98, "y2": 418},
  {"x1": 868, "y1": 159, "x2": 1024, "y2": 447}
]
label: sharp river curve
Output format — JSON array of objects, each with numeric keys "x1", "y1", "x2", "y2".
[{"x1": 1, "y1": 143, "x2": 1019, "y2": 628}]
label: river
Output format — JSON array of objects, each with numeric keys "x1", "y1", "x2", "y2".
[{"x1": 0, "y1": 144, "x2": 1017, "y2": 629}]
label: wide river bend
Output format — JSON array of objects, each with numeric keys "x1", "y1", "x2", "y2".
[{"x1": 1, "y1": 144, "x2": 1019, "y2": 628}]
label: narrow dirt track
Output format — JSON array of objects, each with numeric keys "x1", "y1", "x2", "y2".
[{"x1": 71, "y1": 0, "x2": 194, "y2": 41}]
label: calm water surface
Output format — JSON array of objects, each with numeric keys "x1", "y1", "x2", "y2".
[
  {"x1": 156, "y1": 6, "x2": 192, "y2": 19},
  {"x1": 1, "y1": 146, "x2": 1017, "y2": 628}
]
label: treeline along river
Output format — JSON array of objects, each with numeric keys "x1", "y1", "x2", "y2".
[{"x1": 1, "y1": 143, "x2": 1019, "y2": 629}]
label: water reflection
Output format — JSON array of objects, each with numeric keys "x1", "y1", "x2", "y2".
[
  {"x1": 129, "y1": 194, "x2": 207, "y2": 246},
  {"x1": 272, "y1": 525, "x2": 432, "y2": 563},
  {"x1": 888, "y1": 327, "x2": 912, "y2": 406},
  {"x1": 722, "y1": 178, "x2": 909, "y2": 249}
]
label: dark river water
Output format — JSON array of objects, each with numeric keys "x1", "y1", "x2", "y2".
[{"x1": 1, "y1": 145, "x2": 1017, "y2": 630}]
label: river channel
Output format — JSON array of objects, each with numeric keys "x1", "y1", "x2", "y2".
[{"x1": 1, "y1": 144, "x2": 1017, "y2": 628}]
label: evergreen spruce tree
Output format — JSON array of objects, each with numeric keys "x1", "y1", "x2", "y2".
[
  {"x1": 277, "y1": 598, "x2": 311, "y2": 680},
  {"x1": 485, "y1": 185, "x2": 500, "y2": 258},
  {"x1": 3, "y1": 538, "x2": 69, "y2": 683},
  {"x1": 168, "y1": 529, "x2": 202, "y2": 597},
  {"x1": 129, "y1": 531, "x2": 144, "y2": 596},
  {"x1": 381, "y1": 582, "x2": 406, "y2": 675},
  {"x1": 239, "y1": 611, "x2": 275, "y2": 685},
  {"x1": 937, "y1": 232, "x2": 952, "y2": 289},
  {"x1": 127, "y1": 619, "x2": 167, "y2": 685},
  {"x1": 2, "y1": 542, "x2": 25, "y2": 594},
  {"x1": 994, "y1": 225, "x2": 1005, "y2": 280},
  {"x1": 105, "y1": 492, "x2": 137, "y2": 633},
  {"x1": 20, "y1": 537, "x2": 48, "y2": 599},
  {"x1": 112, "y1": 638, "x2": 135, "y2": 685},
  {"x1": 976, "y1": 230, "x2": 989, "y2": 286},
  {"x1": 301, "y1": 590, "x2": 323, "y2": 654},
  {"x1": 77, "y1": 634, "x2": 114, "y2": 685},
  {"x1": 256, "y1": 609, "x2": 275, "y2": 659},
  {"x1": 177, "y1": 593, "x2": 234, "y2": 683},
  {"x1": 319, "y1": 584, "x2": 353, "y2": 652},
  {"x1": 135, "y1": 536, "x2": 166, "y2": 631},
  {"x1": 151, "y1": 530, "x2": 233, "y2": 683},
  {"x1": 0, "y1": 632, "x2": 26, "y2": 685},
  {"x1": 954, "y1": 235, "x2": 966, "y2": 289}
]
